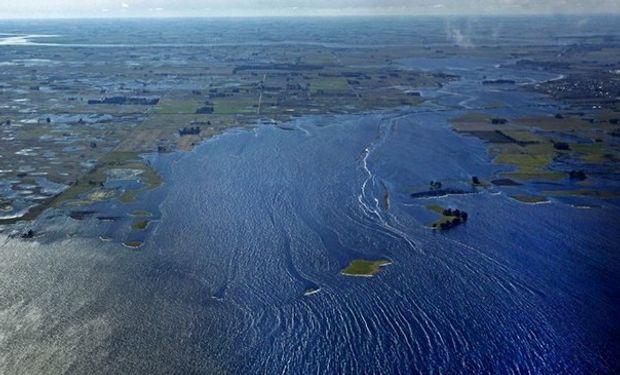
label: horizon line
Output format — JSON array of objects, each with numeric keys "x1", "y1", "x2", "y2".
[{"x1": 1, "y1": 12, "x2": 619, "y2": 21}]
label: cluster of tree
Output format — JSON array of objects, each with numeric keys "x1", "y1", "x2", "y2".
[
  {"x1": 21, "y1": 229, "x2": 34, "y2": 239},
  {"x1": 429, "y1": 181, "x2": 442, "y2": 190},
  {"x1": 196, "y1": 101, "x2": 214, "y2": 114},
  {"x1": 471, "y1": 176, "x2": 481, "y2": 185},
  {"x1": 439, "y1": 209, "x2": 468, "y2": 230},
  {"x1": 569, "y1": 170, "x2": 587, "y2": 181},
  {"x1": 491, "y1": 118, "x2": 508, "y2": 125},
  {"x1": 179, "y1": 126, "x2": 201, "y2": 136}
]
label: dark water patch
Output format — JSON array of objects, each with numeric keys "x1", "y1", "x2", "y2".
[{"x1": 492, "y1": 178, "x2": 522, "y2": 186}]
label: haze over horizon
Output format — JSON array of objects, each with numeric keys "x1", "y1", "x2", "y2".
[{"x1": 1, "y1": 0, "x2": 619, "y2": 19}]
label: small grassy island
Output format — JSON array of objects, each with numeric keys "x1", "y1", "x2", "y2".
[
  {"x1": 341, "y1": 259, "x2": 391, "y2": 277},
  {"x1": 510, "y1": 195, "x2": 549, "y2": 204},
  {"x1": 426, "y1": 204, "x2": 468, "y2": 230},
  {"x1": 122, "y1": 240, "x2": 144, "y2": 249},
  {"x1": 131, "y1": 219, "x2": 150, "y2": 231}
]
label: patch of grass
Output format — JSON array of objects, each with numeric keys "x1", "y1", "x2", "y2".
[
  {"x1": 495, "y1": 149, "x2": 554, "y2": 169},
  {"x1": 503, "y1": 171, "x2": 566, "y2": 181},
  {"x1": 131, "y1": 210, "x2": 152, "y2": 217},
  {"x1": 155, "y1": 100, "x2": 201, "y2": 114},
  {"x1": 15, "y1": 125, "x2": 53, "y2": 140},
  {"x1": 310, "y1": 77, "x2": 351, "y2": 94},
  {"x1": 516, "y1": 115, "x2": 596, "y2": 131},
  {"x1": 494, "y1": 143, "x2": 565, "y2": 182},
  {"x1": 542, "y1": 189, "x2": 620, "y2": 198},
  {"x1": 119, "y1": 190, "x2": 138, "y2": 204},
  {"x1": 571, "y1": 143, "x2": 616, "y2": 163},
  {"x1": 341, "y1": 259, "x2": 391, "y2": 277},
  {"x1": 500, "y1": 130, "x2": 544, "y2": 143},
  {"x1": 213, "y1": 99, "x2": 256, "y2": 114}
]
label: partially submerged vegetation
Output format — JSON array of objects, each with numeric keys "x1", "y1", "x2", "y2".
[
  {"x1": 49, "y1": 152, "x2": 161, "y2": 208},
  {"x1": 471, "y1": 176, "x2": 490, "y2": 188},
  {"x1": 122, "y1": 240, "x2": 144, "y2": 249},
  {"x1": 381, "y1": 182, "x2": 390, "y2": 210},
  {"x1": 450, "y1": 109, "x2": 619, "y2": 199},
  {"x1": 510, "y1": 195, "x2": 549, "y2": 204}
]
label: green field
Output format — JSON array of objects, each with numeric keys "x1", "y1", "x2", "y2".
[
  {"x1": 310, "y1": 77, "x2": 351, "y2": 94},
  {"x1": 155, "y1": 100, "x2": 201, "y2": 114}
]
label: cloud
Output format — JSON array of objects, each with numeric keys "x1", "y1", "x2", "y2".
[
  {"x1": 449, "y1": 28, "x2": 474, "y2": 48},
  {"x1": 121, "y1": 2, "x2": 129, "y2": 9}
]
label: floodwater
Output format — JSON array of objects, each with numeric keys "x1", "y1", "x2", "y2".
[{"x1": 1, "y1": 17, "x2": 619, "y2": 374}]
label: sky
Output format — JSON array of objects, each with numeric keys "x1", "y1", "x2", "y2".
[{"x1": 0, "y1": 0, "x2": 619, "y2": 18}]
